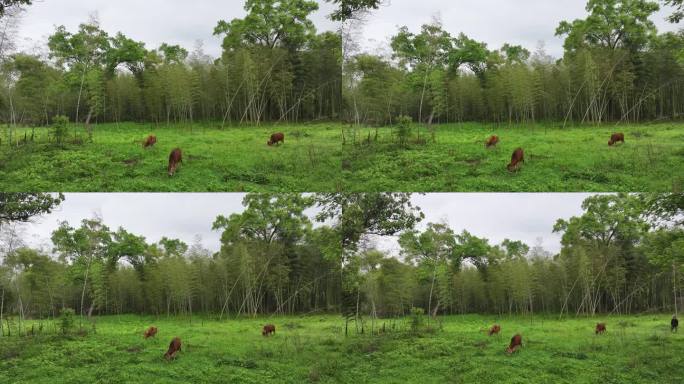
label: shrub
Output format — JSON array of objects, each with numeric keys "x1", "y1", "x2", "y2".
[
  {"x1": 395, "y1": 115, "x2": 412, "y2": 147},
  {"x1": 410, "y1": 307, "x2": 425, "y2": 333},
  {"x1": 59, "y1": 308, "x2": 75, "y2": 335},
  {"x1": 51, "y1": 115, "x2": 69, "y2": 147}
]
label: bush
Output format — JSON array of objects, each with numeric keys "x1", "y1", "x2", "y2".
[
  {"x1": 410, "y1": 307, "x2": 425, "y2": 333},
  {"x1": 395, "y1": 115, "x2": 412, "y2": 147},
  {"x1": 51, "y1": 115, "x2": 69, "y2": 147},
  {"x1": 59, "y1": 308, "x2": 75, "y2": 335}
]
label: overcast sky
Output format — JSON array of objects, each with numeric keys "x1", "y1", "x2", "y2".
[
  {"x1": 15, "y1": 193, "x2": 329, "y2": 254},
  {"x1": 17, "y1": 0, "x2": 338, "y2": 59},
  {"x1": 11, "y1": 193, "x2": 597, "y2": 257},
  {"x1": 18, "y1": 193, "x2": 248, "y2": 253},
  {"x1": 354, "y1": 0, "x2": 680, "y2": 59},
  {"x1": 368, "y1": 193, "x2": 596, "y2": 257}
]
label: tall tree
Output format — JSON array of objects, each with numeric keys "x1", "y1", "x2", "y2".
[
  {"x1": 556, "y1": 0, "x2": 660, "y2": 53},
  {"x1": 213, "y1": 0, "x2": 319, "y2": 51}
]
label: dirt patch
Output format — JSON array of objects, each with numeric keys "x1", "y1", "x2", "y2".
[{"x1": 122, "y1": 158, "x2": 139, "y2": 166}]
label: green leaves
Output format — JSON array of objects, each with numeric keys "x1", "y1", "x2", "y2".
[
  {"x1": 0, "y1": 193, "x2": 64, "y2": 227},
  {"x1": 327, "y1": 0, "x2": 381, "y2": 21},
  {"x1": 556, "y1": 0, "x2": 660, "y2": 54},
  {"x1": 214, "y1": 0, "x2": 319, "y2": 51}
]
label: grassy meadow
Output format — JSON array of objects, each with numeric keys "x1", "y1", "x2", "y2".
[
  {"x1": 342, "y1": 122, "x2": 684, "y2": 192},
  {"x1": 0, "y1": 314, "x2": 681, "y2": 383},
  {"x1": 0, "y1": 122, "x2": 342, "y2": 192}
]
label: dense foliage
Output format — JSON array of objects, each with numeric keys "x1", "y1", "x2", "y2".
[
  {"x1": 345, "y1": 0, "x2": 684, "y2": 125},
  {"x1": 0, "y1": 0, "x2": 341, "y2": 134},
  {"x1": 0, "y1": 194, "x2": 342, "y2": 327},
  {"x1": 344, "y1": 194, "x2": 683, "y2": 319}
]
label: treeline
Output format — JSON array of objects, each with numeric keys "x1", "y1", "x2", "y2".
[
  {"x1": 0, "y1": 194, "x2": 342, "y2": 325},
  {"x1": 0, "y1": 0, "x2": 341, "y2": 129},
  {"x1": 344, "y1": 194, "x2": 684, "y2": 318},
  {"x1": 344, "y1": 0, "x2": 684, "y2": 125}
]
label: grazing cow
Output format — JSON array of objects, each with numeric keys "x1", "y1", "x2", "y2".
[
  {"x1": 672, "y1": 316, "x2": 679, "y2": 333},
  {"x1": 488, "y1": 324, "x2": 501, "y2": 336},
  {"x1": 608, "y1": 133, "x2": 625, "y2": 146},
  {"x1": 506, "y1": 334, "x2": 522, "y2": 354},
  {"x1": 168, "y1": 148, "x2": 182, "y2": 176},
  {"x1": 507, "y1": 148, "x2": 525, "y2": 172},
  {"x1": 143, "y1": 135, "x2": 157, "y2": 148},
  {"x1": 144, "y1": 326, "x2": 158, "y2": 339},
  {"x1": 164, "y1": 337, "x2": 182, "y2": 361},
  {"x1": 485, "y1": 135, "x2": 500, "y2": 148},
  {"x1": 262, "y1": 324, "x2": 276, "y2": 337},
  {"x1": 268, "y1": 132, "x2": 285, "y2": 146},
  {"x1": 595, "y1": 323, "x2": 607, "y2": 335}
]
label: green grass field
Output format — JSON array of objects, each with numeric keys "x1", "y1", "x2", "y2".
[
  {"x1": 342, "y1": 122, "x2": 684, "y2": 192},
  {"x1": 0, "y1": 122, "x2": 342, "y2": 192},
  {"x1": 1, "y1": 314, "x2": 681, "y2": 383}
]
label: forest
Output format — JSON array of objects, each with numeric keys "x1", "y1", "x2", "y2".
[
  {"x1": 0, "y1": 193, "x2": 342, "y2": 325},
  {"x1": 340, "y1": 193, "x2": 684, "y2": 321},
  {"x1": 344, "y1": 0, "x2": 684, "y2": 125},
  {"x1": 0, "y1": 192, "x2": 682, "y2": 383},
  {"x1": 340, "y1": 0, "x2": 684, "y2": 192},
  {"x1": 0, "y1": 1, "x2": 341, "y2": 129},
  {"x1": 1, "y1": 192, "x2": 681, "y2": 329},
  {"x1": 0, "y1": 0, "x2": 348, "y2": 191}
]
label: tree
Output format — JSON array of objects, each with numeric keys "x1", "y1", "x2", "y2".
[
  {"x1": 213, "y1": 0, "x2": 319, "y2": 51},
  {"x1": 665, "y1": 0, "x2": 684, "y2": 23},
  {"x1": 556, "y1": 0, "x2": 660, "y2": 53},
  {"x1": 0, "y1": 193, "x2": 64, "y2": 228},
  {"x1": 107, "y1": 33, "x2": 147, "y2": 81},
  {"x1": 315, "y1": 193, "x2": 423, "y2": 256},
  {"x1": 449, "y1": 33, "x2": 492, "y2": 78},
  {"x1": 399, "y1": 222, "x2": 457, "y2": 318},
  {"x1": 391, "y1": 21, "x2": 453, "y2": 126},
  {"x1": 51, "y1": 217, "x2": 112, "y2": 318},
  {"x1": 327, "y1": 0, "x2": 382, "y2": 21},
  {"x1": 0, "y1": 0, "x2": 30, "y2": 18},
  {"x1": 47, "y1": 19, "x2": 110, "y2": 127}
]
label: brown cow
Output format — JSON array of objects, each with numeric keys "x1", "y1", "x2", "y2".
[
  {"x1": 595, "y1": 323, "x2": 606, "y2": 335},
  {"x1": 168, "y1": 148, "x2": 182, "y2": 176},
  {"x1": 268, "y1": 132, "x2": 285, "y2": 146},
  {"x1": 164, "y1": 337, "x2": 182, "y2": 361},
  {"x1": 262, "y1": 324, "x2": 276, "y2": 336},
  {"x1": 507, "y1": 148, "x2": 525, "y2": 172},
  {"x1": 485, "y1": 135, "x2": 500, "y2": 148},
  {"x1": 488, "y1": 324, "x2": 501, "y2": 336},
  {"x1": 608, "y1": 133, "x2": 625, "y2": 146},
  {"x1": 143, "y1": 326, "x2": 158, "y2": 339},
  {"x1": 143, "y1": 135, "x2": 157, "y2": 148},
  {"x1": 506, "y1": 334, "x2": 522, "y2": 354}
]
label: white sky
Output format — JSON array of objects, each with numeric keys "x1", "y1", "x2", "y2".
[
  {"x1": 368, "y1": 193, "x2": 596, "y2": 257},
  {"x1": 17, "y1": 0, "x2": 338, "y2": 59},
  {"x1": 12, "y1": 193, "x2": 595, "y2": 257},
  {"x1": 16, "y1": 193, "x2": 327, "y2": 254},
  {"x1": 354, "y1": 0, "x2": 680, "y2": 59},
  {"x1": 18, "y1": 193, "x2": 247, "y2": 253}
]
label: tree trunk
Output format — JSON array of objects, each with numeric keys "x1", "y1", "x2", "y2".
[
  {"x1": 427, "y1": 267, "x2": 436, "y2": 325},
  {"x1": 85, "y1": 107, "x2": 94, "y2": 142},
  {"x1": 0, "y1": 286, "x2": 4, "y2": 337},
  {"x1": 674, "y1": 261, "x2": 679, "y2": 317}
]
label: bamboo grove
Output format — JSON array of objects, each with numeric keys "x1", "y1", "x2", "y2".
[
  {"x1": 344, "y1": 0, "x2": 684, "y2": 125},
  {"x1": 0, "y1": 0, "x2": 341, "y2": 128},
  {"x1": 342, "y1": 194, "x2": 684, "y2": 319},
  {"x1": 0, "y1": 194, "x2": 342, "y2": 327}
]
